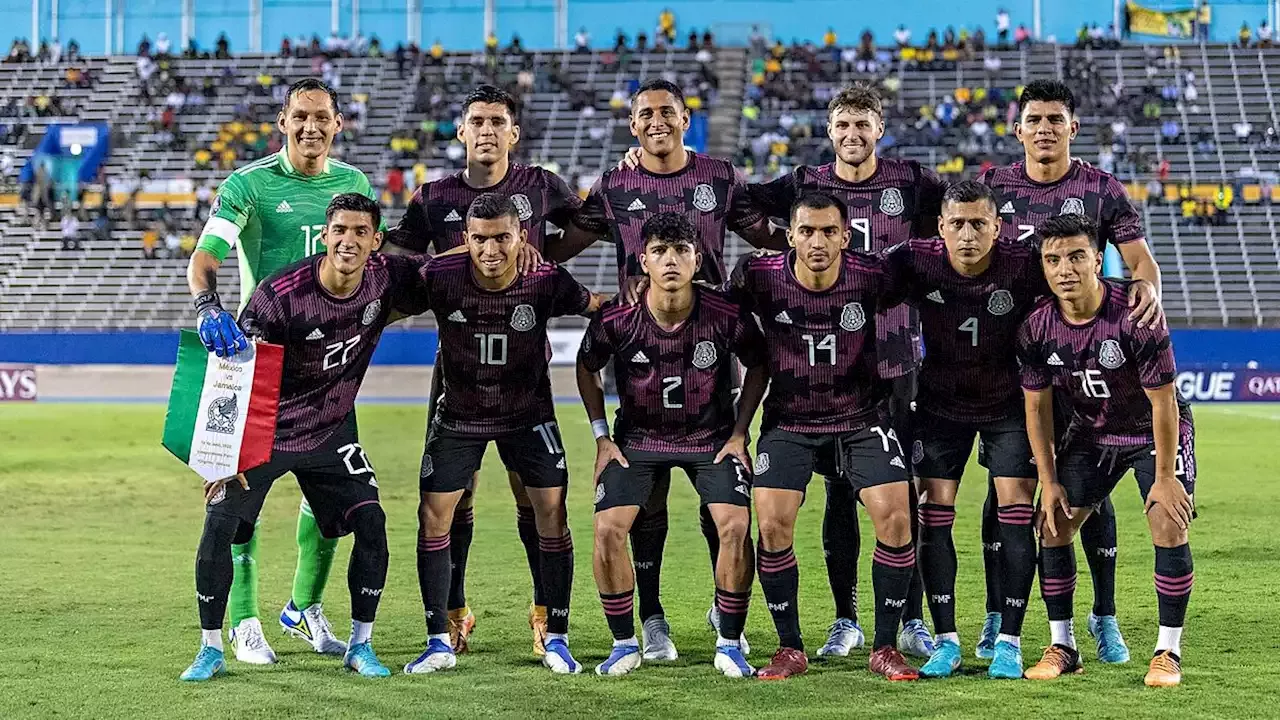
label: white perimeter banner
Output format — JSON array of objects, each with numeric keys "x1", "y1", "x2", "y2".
[{"x1": 547, "y1": 330, "x2": 586, "y2": 366}]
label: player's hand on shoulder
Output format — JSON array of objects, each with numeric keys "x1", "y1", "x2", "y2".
[
  {"x1": 593, "y1": 437, "x2": 629, "y2": 483},
  {"x1": 620, "y1": 276, "x2": 649, "y2": 305},
  {"x1": 195, "y1": 292, "x2": 249, "y2": 358},
  {"x1": 1127, "y1": 279, "x2": 1165, "y2": 329},
  {"x1": 619, "y1": 146, "x2": 643, "y2": 170},
  {"x1": 516, "y1": 243, "x2": 544, "y2": 275}
]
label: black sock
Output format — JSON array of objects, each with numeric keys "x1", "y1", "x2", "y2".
[
  {"x1": 418, "y1": 533, "x2": 451, "y2": 635},
  {"x1": 538, "y1": 533, "x2": 574, "y2": 635},
  {"x1": 630, "y1": 507, "x2": 668, "y2": 621},
  {"x1": 982, "y1": 479, "x2": 1002, "y2": 614},
  {"x1": 1080, "y1": 496, "x2": 1118, "y2": 617},
  {"x1": 872, "y1": 540, "x2": 916, "y2": 648},
  {"x1": 822, "y1": 477, "x2": 860, "y2": 623},
  {"x1": 447, "y1": 506, "x2": 474, "y2": 611},
  {"x1": 715, "y1": 587, "x2": 751, "y2": 643},
  {"x1": 758, "y1": 545, "x2": 803, "y2": 650},
  {"x1": 996, "y1": 504, "x2": 1036, "y2": 637},
  {"x1": 1039, "y1": 544, "x2": 1077, "y2": 622},
  {"x1": 194, "y1": 513, "x2": 239, "y2": 630},
  {"x1": 699, "y1": 503, "x2": 721, "y2": 573},
  {"x1": 516, "y1": 505, "x2": 543, "y2": 606},
  {"x1": 600, "y1": 590, "x2": 635, "y2": 641},
  {"x1": 1154, "y1": 543, "x2": 1194, "y2": 627},
  {"x1": 348, "y1": 505, "x2": 388, "y2": 623},
  {"x1": 918, "y1": 503, "x2": 957, "y2": 634},
  {"x1": 903, "y1": 488, "x2": 925, "y2": 625}
]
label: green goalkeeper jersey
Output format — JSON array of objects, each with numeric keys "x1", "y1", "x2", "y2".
[{"x1": 196, "y1": 149, "x2": 378, "y2": 311}]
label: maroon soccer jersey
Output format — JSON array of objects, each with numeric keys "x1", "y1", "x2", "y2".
[
  {"x1": 385, "y1": 163, "x2": 582, "y2": 253},
  {"x1": 425, "y1": 255, "x2": 591, "y2": 436},
  {"x1": 241, "y1": 253, "x2": 433, "y2": 453},
  {"x1": 731, "y1": 250, "x2": 906, "y2": 434},
  {"x1": 883, "y1": 237, "x2": 1049, "y2": 424},
  {"x1": 1016, "y1": 279, "x2": 1179, "y2": 445},
  {"x1": 750, "y1": 159, "x2": 947, "y2": 379},
  {"x1": 579, "y1": 287, "x2": 766, "y2": 453},
  {"x1": 979, "y1": 159, "x2": 1145, "y2": 249},
  {"x1": 572, "y1": 152, "x2": 767, "y2": 286}
]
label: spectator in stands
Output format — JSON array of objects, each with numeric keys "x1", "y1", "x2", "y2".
[
  {"x1": 1146, "y1": 177, "x2": 1163, "y2": 205},
  {"x1": 636, "y1": 31, "x2": 649, "y2": 53},
  {"x1": 1214, "y1": 184, "x2": 1232, "y2": 224},
  {"x1": 658, "y1": 8, "x2": 676, "y2": 43},
  {"x1": 1159, "y1": 158, "x2": 1171, "y2": 182},
  {"x1": 1240, "y1": 22, "x2": 1252, "y2": 47},
  {"x1": 894, "y1": 24, "x2": 911, "y2": 48},
  {"x1": 856, "y1": 30, "x2": 877, "y2": 72},
  {"x1": 137, "y1": 34, "x2": 151, "y2": 57},
  {"x1": 996, "y1": 8, "x2": 1011, "y2": 46},
  {"x1": 164, "y1": 228, "x2": 182, "y2": 258},
  {"x1": 385, "y1": 167, "x2": 405, "y2": 208},
  {"x1": 1162, "y1": 119, "x2": 1181, "y2": 141},
  {"x1": 575, "y1": 27, "x2": 590, "y2": 53},
  {"x1": 823, "y1": 27, "x2": 837, "y2": 49},
  {"x1": 215, "y1": 33, "x2": 230, "y2": 59},
  {"x1": 61, "y1": 211, "x2": 80, "y2": 251},
  {"x1": 1235, "y1": 120, "x2": 1254, "y2": 144},
  {"x1": 1014, "y1": 24, "x2": 1031, "y2": 47},
  {"x1": 1197, "y1": 1, "x2": 1212, "y2": 41},
  {"x1": 156, "y1": 32, "x2": 171, "y2": 57},
  {"x1": 194, "y1": 182, "x2": 212, "y2": 220},
  {"x1": 141, "y1": 225, "x2": 158, "y2": 259}
]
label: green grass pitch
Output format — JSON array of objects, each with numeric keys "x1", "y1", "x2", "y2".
[{"x1": 2, "y1": 403, "x2": 1278, "y2": 719}]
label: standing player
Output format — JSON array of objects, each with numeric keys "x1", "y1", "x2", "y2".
[
  {"x1": 578, "y1": 213, "x2": 767, "y2": 678},
  {"x1": 187, "y1": 78, "x2": 379, "y2": 665},
  {"x1": 384, "y1": 84, "x2": 584, "y2": 656},
  {"x1": 180, "y1": 194, "x2": 425, "y2": 681},
  {"x1": 403, "y1": 194, "x2": 603, "y2": 677},
  {"x1": 977, "y1": 79, "x2": 1164, "y2": 662},
  {"x1": 732, "y1": 193, "x2": 918, "y2": 681},
  {"x1": 1017, "y1": 214, "x2": 1196, "y2": 688}
]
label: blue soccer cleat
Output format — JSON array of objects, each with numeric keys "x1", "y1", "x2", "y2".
[
  {"x1": 344, "y1": 642, "x2": 391, "y2": 678},
  {"x1": 404, "y1": 637, "x2": 456, "y2": 674},
  {"x1": 595, "y1": 642, "x2": 642, "y2": 676},
  {"x1": 179, "y1": 646, "x2": 226, "y2": 682},
  {"x1": 280, "y1": 600, "x2": 347, "y2": 655},
  {"x1": 898, "y1": 619, "x2": 937, "y2": 659},
  {"x1": 1087, "y1": 614, "x2": 1131, "y2": 664},
  {"x1": 816, "y1": 618, "x2": 865, "y2": 658},
  {"x1": 975, "y1": 612, "x2": 1002, "y2": 659},
  {"x1": 988, "y1": 640, "x2": 1025, "y2": 679},
  {"x1": 542, "y1": 637, "x2": 583, "y2": 674},
  {"x1": 707, "y1": 606, "x2": 751, "y2": 656},
  {"x1": 714, "y1": 643, "x2": 755, "y2": 678},
  {"x1": 920, "y1": 639, "x2": 962, "y2": 678}
]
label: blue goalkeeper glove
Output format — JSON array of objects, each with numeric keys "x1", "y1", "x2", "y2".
[{"x1": 194, "y1": 291, "x2": 249, "y2": 358}]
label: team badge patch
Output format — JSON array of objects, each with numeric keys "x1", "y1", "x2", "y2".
[
  {"x1": 209, "y1": 194, "x2": 222, "y2": 216},
  {"x1": 510, "y1": 193, "x2": 533, "y2": 221},
  {"x1": 1098, "y1": 338, "x2": 1126, "y2": 369},
  {"x1": 510, "y1": 304, "x2": 536, "y2": 331},
  {"x1": 207, "y1": 484, "x2": 226, "y2": 506},
  {"x1": 692, "y1": 341, "x2": 718, "y2": 369},
  {"x1": 1060, "y1": 197, "x2": 1086, "y2": 215},
  {"x1": 594, "y1": 483, "x2": 606, "y2": 505},
  {"x1": 692, "y1": 183, "x2": 717, "y2": 212},
  {"x1": 754, "y1": 452, "x2": 770, "y2": 475},
  {"x1": 987, "y1": 289, "x2": 1014, "y2": 316},
  {"x1": 912, "y1": 439, "x2": 924, "y2": 466},
  {"x1": 420, "y1": 454, "x2": 434, "y2": 478},
  {"x1": 362, "y1": 300, "x2": 382, "y2": 326},
  {"x1": 580, "y1": 332, "x2": 591, "y2": 354},
  {"x1": 840, "y1": 302, "x2": 866, "y2": 332},
  {"x1": 879, "y1": 187, "x2": 905, "y2": 216},
  {"x1": 206, "y1": 395, "x2": 238, "y2": 434}
]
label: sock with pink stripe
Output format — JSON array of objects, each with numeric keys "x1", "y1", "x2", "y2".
[
  {"x1": 872, "y1": 540, "x2": 916, "y2": 648},
  {"x1": 417, "y1": 533, "x2": 452, "y2": 635},
  {"x1": 715, "y1": 587, "x2": 751, "y2": 644},
  {"x1": 758, "y1": 545, "x2": 802, "y2": 650},
  {"x1": 996, "y1": 503, "x2": 1037, "y2": 637},
  {"x1": 1039, "y1": 543, "x2": 1077, "y2": 647},
  {"x1": 918, "y1": 503, "x2": 958, "y2": 635},
  {"x1": 599, "y1": 590, "x2": 635, "y2": 641},
  {"x1": 538, "y1": 533, "x2": 574, "y2": 634},
  {"x1": 1154, "y1": 543, "x2": 1193, "y2": 655}
]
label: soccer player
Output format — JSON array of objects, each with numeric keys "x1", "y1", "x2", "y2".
[
  {"x1": 731, "y1": 192, "x2": 918, "y2": 681},
  {"x1": 180, "y1": 193, "x2": 426, "y2": 681},
  {"x1": 578, "y1": 213, "x2": 767, "y2": 678},
  {"x1": 564, "y1": 77, "x2": 785, "y2": 659},
  {"x1": 978, "y1": 78, "x2": 1164, "y2": 662},
  {"x1": 403, "y1": 193, "x2": 603, "y2": 676},
  {"x1": 879, "y1": 180, "x2": 1049, "y2": 679},
  {"x1": 187, "y1": 78, "x2": 379, "y2": 664},
  {"x1": 385, "y1": 84, "x2": 582, "y2": 656},
  {"x1": 1017, "y1": 214, "x2": 1196, "y2": 688}
]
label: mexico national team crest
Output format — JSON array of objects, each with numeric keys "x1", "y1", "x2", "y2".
[
  {"x1": 987, "y1": 289, "x2": 1014, "y2": 316},
  {"x1": 206, "y1": 395, "x2": 238, "y2": 434},
  {"x1": 912, "y1": 440, "x2": 924, "y2": 466},
  {"x1": 1060, "y1": 197, "x2": 1086, "y2": 216},
  {"x1": 510, "y1": 193, "x2": 534, "y2": 221},
  {"x1": 594, "y1": 483, "x2": 606, "y2": 505},
  {"x1": 840, "y1": 302, "x2": 866, "y2": 332},
  {"x1": 420, "y1": 453, "x2": 434, "y2": 478},
  {"x1": 692, "y1": 183, "x2": 717, "y2": 212},
  {"x1": 511, "y1": 304, "x2": 536, "y2": 331},
  {"x1": 754, "y1": 452, "x2": 770, "y2": 475},
  {"x1": 362, "y1": 300, "x2": 382, "y2": 326},
  {"x1": 1098, "y1": 338, "x2": 1126, "y2": 369},
  {"x1": 692, "y1": 341, "x2": 718, "y2": 369},
  {"x1": 879, "y1": 187, "x2": 905, "y2": 216}
]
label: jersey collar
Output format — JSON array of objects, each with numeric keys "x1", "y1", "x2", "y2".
[{"x1": 278, "y1": 148, "x2": 332, "y2": 176}]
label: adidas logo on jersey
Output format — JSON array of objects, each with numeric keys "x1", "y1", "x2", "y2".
[
  {"x1": 306, "y1": 328, "x2": 325, "y2": 340},
  {"x1": 627, "y1": 198, "x2": 647, "y2": 212},
  {"x1": 447, "y1": 310, "x2": 467, "y2": 323},
  {"x1": 890, "y1": 456, "x2": 906, "y2": 469},
  {"x1": 631, "y1": 351, "x2": 650, "y2": 364},
  {"x1": 1000, "y1": 201, "x2": 1015, "y2": 214},
  {"x1": 276, "y1": 200, "x2": 293, "y2": 213},
  {"x1": 556, "y1": 456, "x2": 567, "y2": 470},
  {"x1": 734, "y1": 484, "x2": 750, "y2": 497},
  {"x1": 926, "y1": 290, "x2": 944, "y2": 303},
  {"x1": 774, "y1": 310, "x2": 793, "y2": 324},
  {"x1": 1047, "y1": 353, "x2": 1064, "y2": 366},
  {"x1": 444, "y1": 209, "x2": 462, "y2": 222}
]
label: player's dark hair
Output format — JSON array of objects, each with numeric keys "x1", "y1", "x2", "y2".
[
  {"x1": 641, "y1": 212, "x2": 698, "y2": 248},
  {"x1": 467, "y1": 192, "x2": 520, "y2": 225},
  {"x1": 941, "y1": 180, "x2": 997, "y2": 213},
  {"x1": 1018, "y1": 79, "x2": 1076, "y2": 117},
  {"x1": 462, "y1": 84, "x2": 520, "y2": 123},
  {"x1": 283, "y1": 77, "x2": 340, "y2": 115},
  {"x1": 828, "y1": 83, "x2": 883, "y2": 119},
  {"x1": 326, "y1": 192, "x2": 381, "y2": 230},
  {"x1": 1038, "y1": 213, "x2": 1098, "y2": 247},
  {"x1": 790, "y1": 191, "x2": 848, "y2": 227},
  {"x1": 632, "y1": 78, "x2": 686, "y2": 111}
]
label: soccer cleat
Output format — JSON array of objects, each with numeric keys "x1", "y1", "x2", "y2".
[
  {"x1": 706, "y1": 606, "x2": 751, "y2": 656},
  {"x1": 757, "y1": 647, "x2": 808, "y2": 680},
  {"x1": 595, "y1": 642, "x2": 642, "y2": 676},
  {"x1": 898, "y1": 619, "x2": 937, "y2": 659},
  {"x1": 919, "y1": 639, "x2": 962, "y2": 678},
  {"x1": 280, "y1": 601, "x2": 347, "y2": 655},
  {"x1": 1144, "y1": 650, "x2": 1182, "y2": 687},
  {"x1": 1087, "y1": 613, "x2": 1131, "y2": 664},
  {"x1": 641, "y1": 615, "x2": 678, "y2": 661},
  {"x1": 975, "y1": 612, "x2": 1002, "y2": 659},
  {"x1": 714, "y1": 643, "x2": 755, "y2": 678},
  {"x1": 230, "y1": 617, "x2": 277, "y2": 664},
  {"x1": 448, "y1": 608, "x2": 477, "y2": 654},
  {"x1": 343, "y1": 642, "x2": 391, "y2": 678},
  {"x1": 179, "y1": 646, "x2": 226, "y2": 681},
  {"x1": 403, "y1": 638, "x2": 456, "y2": 674},
  {"x1": 816, "y1": 618, "x2": 865, "y2": 658},
  {"x1": 1024, "y1": 644, "x2": 1083, "y2": 680},
  {"x1": 541, "y1": 638, "x2": 583, "y2": 674},
  {"x1": 988, "y1": 640, "x2": 1025, "y2": 679},
  {"x1": 529, "y1": 605, "x2": 548, "y2": 657},
  {"x1": 869, "y1": 646, "x2": 920, "y2": 681}
]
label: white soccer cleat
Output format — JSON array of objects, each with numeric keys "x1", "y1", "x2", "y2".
[
  {"x1": 403, "y1": 638, "x2": 456, "y2": 674},
  {"x1": 816, "y1": 618, "x2": 866, "y2": 657},
  {"x1": 280, "y1": 600, "x2": 347, "y2": 655},
  {"x1": 641, "y1": 615, "x2": 678, "y2": 661},
  {"x1": 230, "y1": 617, "x2": 278, "y2": 665},
  {"x1": 713, "y1": 643, "x2": 755, "y2": 678},
  {"x1": 596, "y1": 643, "x2": 643, "y2": 676},
  {"x1": 706, "y1": 606, "x2": 751, "y2": 656}
]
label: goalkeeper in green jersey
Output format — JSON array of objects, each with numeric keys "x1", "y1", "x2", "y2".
[{"x1": 186, "y1": 78, "x2": 380, "y2": 666}]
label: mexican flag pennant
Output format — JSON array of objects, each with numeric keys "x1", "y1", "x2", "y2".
[{"x1": 162, "y1": 330, "x2": 283, "y2": 482}]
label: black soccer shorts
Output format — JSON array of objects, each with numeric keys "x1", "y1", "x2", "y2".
[
  {"x1": 1055, "y1": 414, "x2": 1197, "y2": 510},
  {"x1": 207, "y1": 413, "x2": 380, "y2": 539},
  {"x1": 419, "y1": 420, "x2": 568, "y2": 494},
  {"x1": 912, "y1": 409, "x2": 1036, "y2": 481},
  {"x1": 593, "y1": 449, "x2": 752, "y2": 513},
  {"x1": 426, "y1": 354, "x2": 521, "y2": 482},
  {"x1": 752, "y1": 425, "x2": 910, "y2": 496}
]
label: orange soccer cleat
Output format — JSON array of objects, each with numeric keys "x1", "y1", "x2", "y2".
[
  {"x1": 1144, "y1": 650, "x2": 1182, "y2": 687},
  {"x1": 448, "y1": 607, "x2": 477, "y2": 654},
  {"x1": 1025, "y1": 644, "x2": 1084, "y2": 680},
  {"x1": 529, "y1": 604, "x2": 549, "y2": 657}
]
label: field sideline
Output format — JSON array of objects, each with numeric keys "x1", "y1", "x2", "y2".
[{"x1": 2, "y1": 403, "x2": 1278, "y2": 719}]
